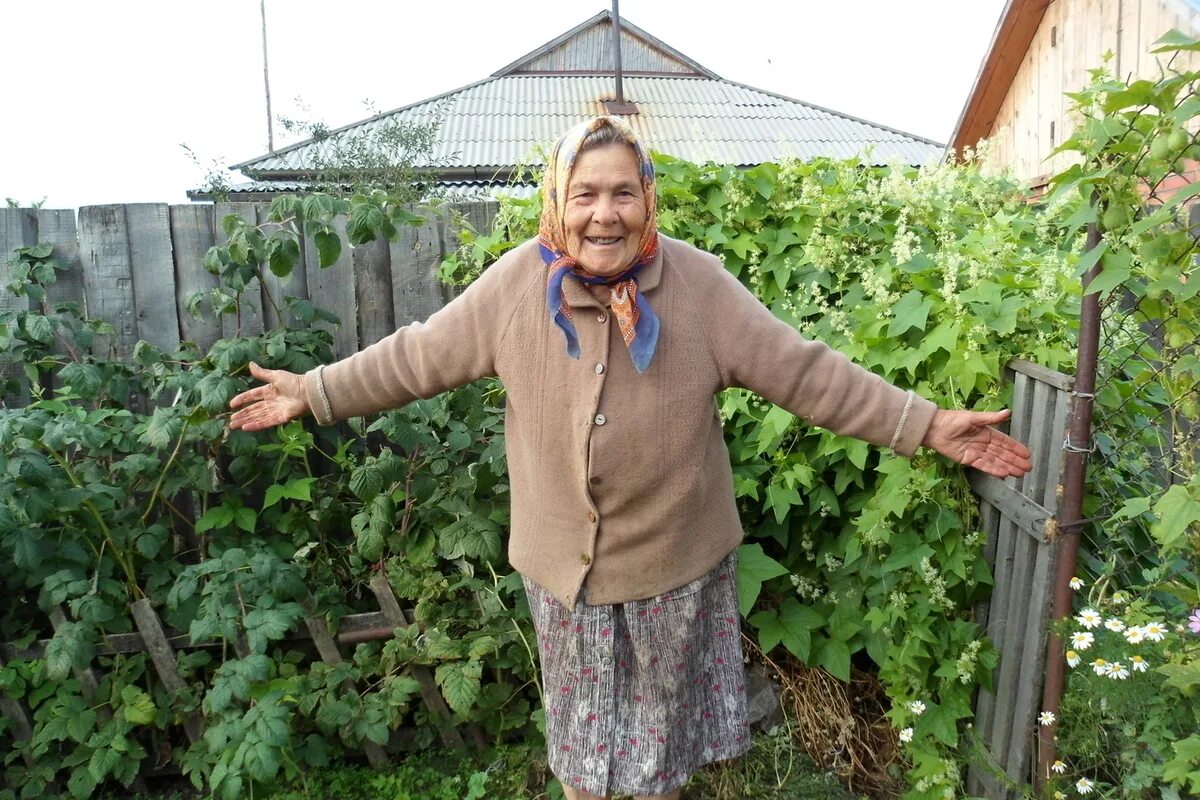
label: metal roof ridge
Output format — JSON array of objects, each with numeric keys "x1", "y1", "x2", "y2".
[{"x1": 489, "y1": 8, "x2": 720, "y2": 79}]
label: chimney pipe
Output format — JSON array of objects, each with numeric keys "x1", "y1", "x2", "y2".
[
  {"x1": 604, "y1": 0, "x2": 637, "y2": 115},
  {"x1": 612, "y1": 0, "x2": 624, "y2": 102}
]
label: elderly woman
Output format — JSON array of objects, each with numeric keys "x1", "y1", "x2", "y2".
[{"x1": 229, "y1": 116, "x2": 1031, "y2": 800}]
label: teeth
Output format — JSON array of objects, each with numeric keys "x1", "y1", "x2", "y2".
[{"x1": 589, "y1": 237, "x2": 620, "y2": 244}]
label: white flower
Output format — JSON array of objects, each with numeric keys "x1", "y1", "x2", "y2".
[
  {"x1": 1070, "y1": 631, "x2": 1094, "y2": 650},
  {"x1": 1069, "y1": 576, "x2": 1084, "y2": 590},
  {"x1": 1124, "y1": 625, "x2": 1145, "y2": 644},
  {"x1": 1091, "y1": 658, "x2": 1108, "y2": 675},
  {"x1": 1066, "y1": 650, "x2": 1081, "y2": 668},
  {"x1": 908, "y1": 700, "x2": 926, "y2": 716},
  {"x1": 1076, "y1": 609, "x2": 1102, "y2": 629},
  {"x1": 899, "y1": 727, "x2": 914, "y2": 743},
  {"x1": 1105, "y1": 661, "x2": 1130, "y2": 680},
  {"x1": 1130, "y1": 655, "x2": 1148, "y2": 673},
  {"x1": 1143, "y1": 621, "x2": 1167, "y2": 641},
  {"x1": 1051, "y1": 760, "x2": 1066, "y2": 774},
  {"x1": 1104, "y1": 617, "x2": 1126, "y2": 632},
  {"x1": 1054, "y1": 792, "x2": 1066, "y2": 800},
  {"x1": 1110, "y1": 590, "x2": 1129, "y2": 605},
  {"x1": 1076, "y1": 777, "x2": 1095, "y2": 794},
  {"x1": 1038, "y1": 711, "x2": 1056, "y2": 726}
]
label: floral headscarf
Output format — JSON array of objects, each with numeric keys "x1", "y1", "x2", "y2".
[{"x1": 538, "y1": 116, "x2": 660, "y2": 374}]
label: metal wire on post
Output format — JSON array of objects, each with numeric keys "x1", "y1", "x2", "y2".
[{"x1": 1037, "y1": 213, "x2": 1102, "y2": 790}]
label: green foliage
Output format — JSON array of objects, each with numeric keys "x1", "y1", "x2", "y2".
[{"x1": 0, "y1": 228, "x2": 536, "y2": 799}]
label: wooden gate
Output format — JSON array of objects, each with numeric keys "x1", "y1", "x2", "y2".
[{"x1": 967, "y1": 359, "x2": 1074, "y2": 799}]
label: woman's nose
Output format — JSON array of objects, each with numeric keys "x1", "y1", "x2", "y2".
[{"x1": 592, "y1": 196, "x2": 619, "y2": 223}]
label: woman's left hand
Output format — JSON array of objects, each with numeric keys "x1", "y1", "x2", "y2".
[{"x1": 922, "y1": 409, "x2": 1032, "y2": 478}]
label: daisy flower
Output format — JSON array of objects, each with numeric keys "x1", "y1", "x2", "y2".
[
  {"x1": 1069, "y1": 577, "x2": 1084, "y2": 591},
  {"x1": 899, "y1": 727, "x2": 913, "y2": 743},
  {"x1": 1065, "y1": 650, "x2": 1081, "y2": 668},
  {"x1": 1104, "y1": 618, "x2": 1125, "y2": 632},
  {"x1": 1189, "y1": 609, "x2": 1200, "y2": 634},
  {"x1": 1124, "y1": 625, "x2": 1145, "y2": 644},
  {"x1": 1104, "y1": 661, "x2": 1130, "y2": 680},
  {"x1": 1142, "y1": 621, "x2": 1167, "y2": 641},
  {"x1": 1076, "y1": 609, "x2": 1102, "y2": 629},
  {"x1": 1130, "y1": 655, "x2": 1148, "y2": 673},
  {"x1": 1038, "y1": 711, "x2": 1055, "y2": 726},
  {"x1": 1110, "y1": 590, "x2": 1129, "y2": 605},
  {"x1": 1054, "y1": 793, "x2": 1066, "y2": 800},
  {"x1": 1076, "y1": 777, "x2": 1095, "y2": 794},
  {"x1": 908, "y1": 700, "x2": 926, "y2": 716},
  {"x1": 1070, "y1": 631, "x2": 1094, "y2": 650},
  {"x1": 1091, "y1": 658, "x2": 1108, "y2": 675},
  {"x1": 1051, "y1": 760, "x2": 1066, "y2": 774}
]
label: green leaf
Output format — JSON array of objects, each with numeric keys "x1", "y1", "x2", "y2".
[
  {"x1": 87, "y1": 745, "x2": 122, "y2": 782},
  {"x1": 195, "y1": 503, "x2": 235, "y2": 533},
  {"x1": 1151, "y1": 28, "x2": 1200, "y2": 52},
  {"x1": 436, "y1": 660, "x2": 482, "y2": 715},
  {"x1": 25, "y1": 314, "x2": 53, "y2": 344},
  {"x1": 1152, "y1": 482, "x2": 1200, "y2": 554},
  {"x1": 887, "y1": 290, "x2": 932, "y2": 337},
  {"x1": 1083, "y1": 249, "x2": 1131, "y2": 295},
  {"x1": 765, "y1": 481, "x2": 803, "y2": 525},
  {"x1": 736, "y1": 543, "x2": 789, "y2": 616},
  {"x1": 44, "y1": 622, "x2": 91, "y2": 681},
  {"x1": 267, "y1": 237, "x2": 299, "y2": 277},
  {"x1": 263, "y1": 477, "x2": 316, "y2": 509},
  {"x1": 749, "y1": 598, "x2": 821, "y2": 661},
  {"x1": 120, "y1": 685, "x2": 156, "y2": 725},
  {"x1": 314, "y1": 229, "x2": 342, "y2": 268},
  {"x1": 67, "y1": 767, "x2": 98, "y2": 799},
  {"x1": 817, "y1": 637, "x2": 851, "y2": 681}
]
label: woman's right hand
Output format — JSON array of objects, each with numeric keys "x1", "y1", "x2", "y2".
[{"x1": 228, "y1": 361, "x2": 311, "y2": 432}]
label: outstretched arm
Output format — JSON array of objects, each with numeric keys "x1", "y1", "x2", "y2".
[{"x1": 922, "y1": 408, "x2": 1032, "y2": 478}]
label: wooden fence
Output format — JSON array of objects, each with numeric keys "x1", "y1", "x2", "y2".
[
  {"x1": 967, "y1": 359, "x2": 1074, "y2": 799},
  {"x1": 0, "y1": 201, "x2": 499, "y2": 402},
  {"x1": 0, "y1": 569, "x2": 483, "y2": 770}
]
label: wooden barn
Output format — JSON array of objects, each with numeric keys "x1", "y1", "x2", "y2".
[{"x1": 949, "y1": 0, "x2": 1200, "y2": 190}]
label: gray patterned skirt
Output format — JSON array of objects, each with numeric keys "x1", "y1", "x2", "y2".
[{"x1": 522, "y1": 550, "x2": 750, "y2": 797}]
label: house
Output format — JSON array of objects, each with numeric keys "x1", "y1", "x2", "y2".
[
  {"x1": 948, "y1": 0, "x2": 1200, "y2": 190},
  {"x1": 196, "y1": 9, "x2": 944, "y2": 201}
]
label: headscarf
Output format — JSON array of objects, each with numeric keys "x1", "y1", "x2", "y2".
[{"x1": 538, "y1": 116, "x2": 660, "y2": 373}]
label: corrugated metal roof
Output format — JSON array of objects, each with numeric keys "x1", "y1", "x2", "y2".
[
  {"x1": 189, "y1": 179, "x2": 538, "y2": 202},
  {"x1": 235, "y1": 75, "x2": 942, "y2": 179}
]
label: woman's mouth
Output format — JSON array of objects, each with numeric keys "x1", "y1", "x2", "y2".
[{"x1": 587, "y1": 236, "x2": 622, "y2": 246}]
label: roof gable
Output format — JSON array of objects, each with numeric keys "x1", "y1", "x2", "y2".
[{"x1": 492, "y1": 10, "x2": 719, "y2": 78}]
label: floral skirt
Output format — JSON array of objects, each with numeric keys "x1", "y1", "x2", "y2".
[{"x1": 522, "y1": 550, "x2": 750, "y2": 797}]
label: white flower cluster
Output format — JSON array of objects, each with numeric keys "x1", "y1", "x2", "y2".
[
  {"x1": 789, "y1": 573, "x2": 824, "y2": 602},
  {"x1": 955, "y1": 639, "x2": 982, "y2": 684},
  {"x1": 919, "y1": 556, "x2": 955, "y2": 612}
]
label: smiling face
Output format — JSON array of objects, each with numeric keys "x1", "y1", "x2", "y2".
[{"x1": 562, "y1": 143, "x2": 647, "y2": 277}]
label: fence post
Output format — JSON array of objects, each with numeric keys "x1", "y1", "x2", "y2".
[{"x1": 1037, "y1": 216, "x2": 1103, "y2": 788}]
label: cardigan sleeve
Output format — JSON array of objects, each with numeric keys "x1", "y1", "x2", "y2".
[
  {"x1": 303, "y1": 248, "x2": 528, "y2": 424},
  {"x1": 695, "y1": 255, "x2": 937, "y2": 456}
]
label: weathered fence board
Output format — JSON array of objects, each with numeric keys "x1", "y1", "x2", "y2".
[
  {"x1": 258, "y1": 206, "x2": 309, "y2": 332},
  {"x1": 169, "y1": 204, "x2": 222, "y2": 354},
  {"x1": 78, "y1": 205, "x2": 138, "y2": 359},
  {"x1": 303, "y1": 215, "x2": 358, "y2": 357},
  {"x1": 0, "y1": 208, "x2": 37, "y2": 405},
  {"x1": 353, "y1": 235, "x2": 395, "y2": 347},
  {"x1": 968, "y1": 359, "x2": 1073, "y2": 800},
  {"x1": 126, "y1": 204, "x2": 181, "y2": 355}
]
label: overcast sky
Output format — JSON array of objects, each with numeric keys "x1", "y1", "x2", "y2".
[{"x1": 1, "y1": 0, "x2": 1006, "y2": 209}]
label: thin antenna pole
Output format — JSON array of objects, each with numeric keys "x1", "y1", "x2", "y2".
[
  {"x1": 261, "y1": 0, "x2": 275, "y2": 152},
  {"x1": 611, "y1": 0, "x2": 624, "y2": 103}
]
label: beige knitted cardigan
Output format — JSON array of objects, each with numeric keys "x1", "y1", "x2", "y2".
[{"x1": 305, "y1": 235, "x2": 936, "y2": 607}]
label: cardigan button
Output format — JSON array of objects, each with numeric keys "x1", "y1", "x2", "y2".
[
  {"x1": 587, "y1": 511, "x2": 597, "y2": 523},
  {"x1": 595, "y1": 362, "x2": 605, "y2": 375},
  {"x1": 597, "y1": 312, "x2": 608, "y2": 323},
  {"x1": 594, "y1": 413, "x2": 606, "y2": 425}
]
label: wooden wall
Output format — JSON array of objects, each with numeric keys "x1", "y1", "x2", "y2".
[
  {"x1": 980, "y1": 0, "x2": 1200, "y2": 185},
  {"x1": 0, "y1": 201, "x2": 497, "y2": 399}
]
